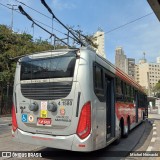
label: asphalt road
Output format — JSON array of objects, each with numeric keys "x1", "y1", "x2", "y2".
[
  {"x1": 0, "y1": 124, "x2": 11, "y2": 135},
  {"x1": 0, "y1": 120, "x2": 153, "y2": 160}
]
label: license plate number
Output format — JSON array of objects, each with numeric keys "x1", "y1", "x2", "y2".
[{"x1": 37, "y1": 118, "x2": 51, "y2": 125}]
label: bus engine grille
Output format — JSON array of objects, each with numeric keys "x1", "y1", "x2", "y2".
[{"x1": 21, "y1": 82, "x2": 72, "y2": 100}]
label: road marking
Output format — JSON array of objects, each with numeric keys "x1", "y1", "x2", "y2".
[
  {"x1": 153, "y1": 127, "x2": 157, "y2": 130},
  {"x1": 146, "y1": 146, "x2": 153, "y2": 151},
  {"x1": 153, "y1": 131, "x2": 157, "y2": 135},
  {"x1": 153, "y1": 124, "x2": 156, "y2": 126},
  {"x1": 151, "y1": 137, "x2": 156, "y2": 143}
]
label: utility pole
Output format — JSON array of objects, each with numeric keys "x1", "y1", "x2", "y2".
[{"x1": 7, "y1": 4, "x2": 17, "y2": 30}]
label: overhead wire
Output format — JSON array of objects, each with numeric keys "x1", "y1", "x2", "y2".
[
  {"x1": 15, "y1": 0, "x2": 53, "y2": 20},
  {"x1": 106, "y1": 12, "x2": 153, "y2": 34},
  {"x1": 0, "y1": 2, "x2": 72, "y2": 38},
  {"x1": 13, "y1": 0, "x2": 154, "y2": 37},
  {"x1": 1, "y1": 2, "x2": 154, "y2": 42},
  {"x1": 14, "y1": 0, "x2": 86, "y2": 45}
]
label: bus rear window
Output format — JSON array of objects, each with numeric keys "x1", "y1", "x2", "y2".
[{"x1": 20, "y1": 54, "x2": 76, "y2": 80}]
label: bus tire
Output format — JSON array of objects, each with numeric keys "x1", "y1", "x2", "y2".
[
  {"x1": 143, "y1": 112, "x2": 145, "y2": 121},
  {"x1": 120, "y1": 118, "x2": 124, "y2": 138},
  {"x1": 123, "y1": 118, "x2": 130, "y2": 138}
]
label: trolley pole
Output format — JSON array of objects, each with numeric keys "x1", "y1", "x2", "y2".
[{"x1": 7, "y1": 4, "x2": 17, "y2": 30}]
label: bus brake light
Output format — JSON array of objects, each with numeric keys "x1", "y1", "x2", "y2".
[
  {"x1": 76, "y1": 101, "x2": 91, "y2": 139},
  {"x1": 12, "y1": 104, "x2": 18, "y2": 132}
]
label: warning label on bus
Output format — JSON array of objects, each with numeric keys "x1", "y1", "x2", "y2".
[{"x1": 40, "y1": 110, "x2": 47, "y2": 118}]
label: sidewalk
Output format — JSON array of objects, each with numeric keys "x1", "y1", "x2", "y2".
[
  {"x1": 147, "y1": 113, "x2": 160, "y2": 160},
  {"x1": 0, "y1": 115, "x2": 12, "y2": 126},
  {"x1": 148, "y1": 113, "x2": 160, "y2": 120}
]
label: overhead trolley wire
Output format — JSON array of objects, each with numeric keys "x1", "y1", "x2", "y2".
[
  {"x1": 15, "y1": 0, "x2": 52, "y2": 20},
  {"x1": 0, "y1": 2, "x2": 75, "y2": 39},
  {"x1": 1, "y1": 2, "x2": 154, "y2": 44},
  {"x1": 18, "y1": 5, "x2": 72, "y2": 47},
  {"x1": 106, "y1": 12, "x2": 153, "y2": 34},
  {"x1": 40, "y1": 0, "x2": 86, "y2": 46}
]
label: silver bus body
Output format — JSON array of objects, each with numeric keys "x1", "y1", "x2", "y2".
[{"x1": 12, "y1": 47, "x2": 144, "y2": 152}]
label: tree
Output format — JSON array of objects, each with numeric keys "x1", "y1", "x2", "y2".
[
  {"x1": 0, "y1": 25, "x2": 67, "y2": 114},
  {"x1": 153, "y1": 80, "x2": 160, "y2": 98},
  {"x1": 0, "y1": 25, "x2": 68, "y2": 86}
]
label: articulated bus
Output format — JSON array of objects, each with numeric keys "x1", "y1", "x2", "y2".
[{"x1": 12, "y1": 47, "x2": 147, "y2": 152}]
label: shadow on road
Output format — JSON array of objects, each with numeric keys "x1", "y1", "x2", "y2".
[
  {"x1": 133, "y1": 119, "x2": 154, "y2": 151},
  {"x1": 36, "y1": 121, "x2": 152, "y2": 160}
]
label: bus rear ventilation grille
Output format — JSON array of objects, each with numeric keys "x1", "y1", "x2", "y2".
[{"x1": 21, "y1": 82, "x2": 72, "y2": 100}]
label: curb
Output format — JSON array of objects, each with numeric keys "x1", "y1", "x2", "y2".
[
  {"x1": 129, "y1": 120, "x2": 147, "y2": 151},
  {"x1": 146, "y1": 122, "x2": 157, "y2": 152}
]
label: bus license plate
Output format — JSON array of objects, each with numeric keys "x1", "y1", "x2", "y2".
[{"x1": 37, "y1": 118, "x2": 51, "y2": 125}]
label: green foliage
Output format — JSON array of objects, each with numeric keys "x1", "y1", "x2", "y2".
[
  {"x1": 153, "y1": 80, "x2": 160, "y2": 98},
  {"x1": 0, "y1": 25, "x2": 66, "y2": 86}
]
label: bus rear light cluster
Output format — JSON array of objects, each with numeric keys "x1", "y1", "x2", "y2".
[
  {"x1": 76, "y1": 101, "x2": 91, "y2": 139},
  {"x1": 12, "y1": 104, "x2": 18, "y2": 132}
]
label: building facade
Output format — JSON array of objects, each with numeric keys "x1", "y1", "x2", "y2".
[
  {"x1": 135, "y1": 58, "x2": 160, "y2": 95},
  {"x1": 126, "y1": 58, "x2": 135, "y2": 78},
  {"x1": 115, "y1": 47, "x2": 135, "y2": 79},
  {"x1": 157, "y1": 57, "x2": 160, "y2": 63},
  {"x1": 115, "y1": 47, "x2": 126, "y2": 72},
  {"x1": 93, "y1": 31, "x2": 106, "y2": 58}
]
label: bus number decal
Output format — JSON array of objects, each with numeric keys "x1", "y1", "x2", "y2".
[{"x1": 58, "y1": 99, "x2": 73, "y2": 106}]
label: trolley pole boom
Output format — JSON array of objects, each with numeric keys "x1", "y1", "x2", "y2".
[
  {"x1": 40, "y1": 0, "x2": 86, "y2": 47},
  {"x1": 18, "y1": 5, "x2": 71, "y2": 48}
]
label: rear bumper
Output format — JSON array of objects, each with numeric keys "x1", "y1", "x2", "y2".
[{"x1": 12, "y1": 128, "x2": 93, "y2": 152}]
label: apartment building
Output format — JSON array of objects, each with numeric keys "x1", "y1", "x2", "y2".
[
  {"x1": 93, "y1": 31, "x2": 106, "y2": 58},
  {"x1": 135, "y1": 59, "x2": 160, "y2": 91},
  {"x1": 115, "y1": 47, "x2": 135, "y2": 78},
  {"x1": 157, "y1": 57, "x2": 160, "y2": 63}
]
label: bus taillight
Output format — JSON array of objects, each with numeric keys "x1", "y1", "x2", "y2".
[
  {"x1": 76, "y1": 101, "x2": 91, "y2": 139},
  {"x1": 12, "y1": 104, "x2": 18, "y2": 132}
]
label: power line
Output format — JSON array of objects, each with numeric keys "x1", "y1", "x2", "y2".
[
  {"x1": 1, "y1": 2, "x2": 154, "y2": 40},
  {"x1": 15, "y1": 0, "x2": 90, "y2": 47},
  {"x1": 12, "y1": 1, "x2": 154, "y2": 39},
  {"x1": 7, "y1": 4, "x2": 17, "y2": 30},
  {"x1": 105, "y1": 12, "x2": 153, "y2": 34},
  {"x1": 0, "y1": 2, "x2": 69, "y2": 37},
  {"x1": 18, "y1": 5, "x2": 71, "y2": 47},
  {"x1": 40, "y1": 0, "x2": 85, "y2": 46},
  {"x1": 14, "y1": 0, "x2": 57, "y2": 23}
]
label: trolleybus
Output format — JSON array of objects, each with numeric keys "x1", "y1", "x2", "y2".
[{"x1": 12, "y1": 47, "x2": 147, "y2": 151}]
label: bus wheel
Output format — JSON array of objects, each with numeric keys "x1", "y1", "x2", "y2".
[
  {"x1": 143, "y1": 112, "x2": 145, "y2": 121},
  {"x1": 123, "y1": 118, "x2": 130, "y2": 138}
]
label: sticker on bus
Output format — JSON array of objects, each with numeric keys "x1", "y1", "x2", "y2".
[
  {"x1": 37, "y1": 118, "x2": 51, "y2": 126},
  {"x1": 40, "y1": 110, "x2": 48, "y2": 118},
  {"x1": 21, "y1": 114, "x2": 28, "y2": 122},
  {"x1": 28, "y1": 115, "x2": 34, "y2": 122},
  {"x1": 41, "y1": 101, "x2": 48, "y2": 110},
  {"x1": 60, "y1": 107, "x2": 65, "y2": 115}
]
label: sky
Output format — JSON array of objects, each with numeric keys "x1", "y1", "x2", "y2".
[{"x1": 0, "y1": 0, "x2": 160, "y2": 64}]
